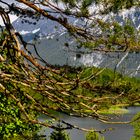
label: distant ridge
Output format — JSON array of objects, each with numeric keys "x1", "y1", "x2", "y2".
[{"x1": 12, "y1": 7, "x2": 139, "y2": 41}]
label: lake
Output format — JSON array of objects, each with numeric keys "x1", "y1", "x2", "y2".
[{"x1": 39, "y1": 106, "x2": 140, "y2": 140}]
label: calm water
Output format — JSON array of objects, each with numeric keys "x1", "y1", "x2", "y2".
[{"x1": 39, "y1": 107, "x2": 140, "y2": 140}]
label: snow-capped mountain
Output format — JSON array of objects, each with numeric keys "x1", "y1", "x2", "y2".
[
  {"x1": 12, "y1": 14, "x2": 104, "y2": 67},
  {"x1": 13, "y1": 16, "x2": 64, "y2": 41},
  {"x1": 12, "y1": 6, "x2": 140, "y2": 39},
  {"x1": 11, "y1": 6, "x2": 140, "y2": 77}
]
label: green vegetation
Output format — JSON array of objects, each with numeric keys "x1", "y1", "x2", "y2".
[
  {"x1": 0, "y1": 0, "x2": 140, "y2": 139},
  {"x1": 72, "y1": 67, "x2": 140, "y2": 109},
  {"x1": 131, "y1": 112, "x2": 140, "y2": 140},
  {"x1": 50, "y1": 129, "x2": 70, "y2": 140},
  {"x1": 0, "y1": 53, "x2": 140, "y2": 139},
  {"x1": 0, "y1": 48, "x2": 140, "y2": 139},
  {"x1": 86, "y1": 130, "x2": 104, "y2": 140},
  {"x1": 0, "y1": 93, "x2": 40, "y2": 139},
  {"x1": 98, "y1": 106, "x2": 129, "y2": 114}
]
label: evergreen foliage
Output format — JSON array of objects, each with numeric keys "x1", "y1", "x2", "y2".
[
  {"x1": 50, "y1": 129, "x2": 70, "y2": 140},
  {"x1": 86, "y1": 130, "x2": 104, "y2": 140}
]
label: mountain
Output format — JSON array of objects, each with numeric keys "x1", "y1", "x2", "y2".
[
  {"x1": 12, "y1": 6, "x2": 140, "y2": 40},
  {"x1": 115, "y1": 7, "x2": 140, "y2": 30},
  {"x1": 11, "y1": 6, "x2": 140, "y2": 77},
  {"x1": 13, "y1": 16, "x2": 63, "y2": 41}
]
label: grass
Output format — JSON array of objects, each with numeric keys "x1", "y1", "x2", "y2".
[{"x1": 98, "y1": 106, "x2": 129, "y2": 114}]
